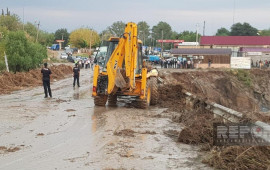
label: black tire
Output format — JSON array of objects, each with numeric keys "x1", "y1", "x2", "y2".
[
  {"x1": 150, "y1": 77, "x2": 158, "y2": 105},
  {"x1": 135, "y1": 80, "x2": 151, "y2": 109},
  {"x1": 94, "y1": 95, "x2": 108, "y2": 106},
  {"x1": 108, "y1": 94, "x2": 117, "y2": 106}
]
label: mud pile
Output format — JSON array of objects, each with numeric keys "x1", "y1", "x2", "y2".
[
  {"x1": 158, "y1": 69, "x2": 270, "y2": 169},
  {"x1": 0, "y1": 64, "x2": 72, "y2": 94},
  {"x1": 203, "y1": 146, "x2": 270, "y2": 170}
]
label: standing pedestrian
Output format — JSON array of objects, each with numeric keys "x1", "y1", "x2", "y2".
[
  {"x1": 73, "y1": 63, "x2": 80, "y2": 87},
  {"x1": 208, "y1": 59, "x2": 212, "y2": 68},
  {"x1": 41, "y1": 63, "x2": 52, "y2": 98},
  {"x1": 90, "y1": 58, "x2": 94, "y2": 70}
]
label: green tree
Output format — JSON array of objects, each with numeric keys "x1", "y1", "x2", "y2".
[
  {"x1": 108, "y1": 21, "x2": 125, "y2": 37},
  {"x1": 152, "y1": 21, "x2": 172, "y2": 49},
  {"x1": 99, "y1": 29, "x2": 114, "y2": 46},
  {"x1": 24, "y1": 22, "x2": 36, "y2": 37},
  {"x1": 216, "y1": 27, "x2": 230, "y2": 36},
  {"x1": 0, "y1": 14, "x2": 22, "y2": 31},
  {"x1": 137, "y1": 21, "x2": 150, "y2": 45},
  {"x1": 38, "y1": 31, "x2": 54, "y2": 46},
  {"x1": 178, "y1": 31, "x2": 199, "y2": 42},
  {"x1": 152, "y1": 21, "x2": 172, "y2": 40},
  {"x1": 171, "y1": 31, "x2": 178, "y2": 40},
  {"x1": 230, "y1": 22, "x2": 258, "y2": 36},
  {"x1": 54, "y1": 28, "x2": 69, "y2": 47},
  {"x1": 69, "y1": 28, "x2": 99, "y2": 48},
  {"x1": 260, "y1": 29, "x2": 270, "y2": 36},
  {"x1": 5, "y1": 31, "x2": 47, "y2": 72}
]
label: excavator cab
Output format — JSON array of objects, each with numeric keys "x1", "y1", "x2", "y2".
[
  {"x1": 99, "y1": 37, "x2": 144, "y2": 74},
  {"x1": 92, "y1": 22, "x2": 158, "y2": 108}
]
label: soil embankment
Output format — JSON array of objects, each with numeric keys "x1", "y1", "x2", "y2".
[{"x1": 0, "y1": 64, "x2": 73, "y2": 94}]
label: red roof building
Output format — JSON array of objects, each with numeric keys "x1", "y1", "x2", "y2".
[
  {"x1": 200, "y1": 36, "x2": 270, "y2": 46},
  {"x1": 200, "y1": 36, "x2": 270, "y2": 57}
]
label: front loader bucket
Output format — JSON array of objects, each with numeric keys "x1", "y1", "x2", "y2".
[{"x1": 115, "y1": 68, "x2": 127, "y2": 88}]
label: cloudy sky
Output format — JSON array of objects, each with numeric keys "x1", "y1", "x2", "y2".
[{"x1": 1, "y1": 0, "x2": 269, "y2": 35}]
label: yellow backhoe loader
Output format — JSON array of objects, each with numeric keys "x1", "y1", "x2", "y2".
[{"x1": 92, "y1": 22, "x2": 158, "y2": 108}]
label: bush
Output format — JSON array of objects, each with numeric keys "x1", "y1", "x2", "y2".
[
  {"x1": 5, "y1": 31, "x2": 47, "y2": 72},
  {"x1": 230, "y1": 69, "x2": 251, "y2": 87},
  {"x1": 0, "y1": 61, "x2": 6, "y2": 72}
]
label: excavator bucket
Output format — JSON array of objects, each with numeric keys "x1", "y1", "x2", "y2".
[{"x1": 115, "y1": 68, "x2": 127, "y2": 88}]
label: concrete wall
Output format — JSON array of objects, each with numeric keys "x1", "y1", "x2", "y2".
[{"x1": 196, "y1": 63, "x2": 230, "y2": 69}]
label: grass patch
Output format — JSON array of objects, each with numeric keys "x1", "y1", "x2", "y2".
[
  {"x1": 74, "y1": 53, "x2": 89, "y2": 58},
  {"x1": 230, "y1": 69, "x2": 252, "y2": 87}
]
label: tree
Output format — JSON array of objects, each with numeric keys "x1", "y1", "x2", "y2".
[
  {"x1": 0, "y1": 14, "x2": 22, "y2": 31},
  {"x1": 171, "y1": 31, "x2": 178, "y2": 40},
  {"x1": 54, "y1": 28, "x2": 69, "y2": 47},
  {"x1": 178, "y1": 31, "x2": 199, "y2": 42},
  {"x1": 216, "y1": 27, "x2": 230, "y2": 36},
  {"x1": 137, "y1": 21, "x2": 150, "y2": 45},
  {"x1": 260, "y1": 29, "x2": 270, "y2": 36},
  {"x1": 108, "y1": 21, "x2": 125, "y2": 37},
  {"x1": 38, "y1": 31, "x2": 54, "y2": 46},
  {"x1": 69, "y1": 28, "x2": 99, "y2": 48},
  {"x1": 99, "y1": 29, "x2": 114, "y2": 46},
  {"x1": 152, "y1": 21, "x2": 172, "y2": 49},
  {"x1": 230, "y1": 22, "x2": 258, "y2": 36},
  {"x1": 5, "y1": 31, "x2": 47, "y2": 72},
  {"x1": 24, "y1": 22, "x2": 37, "y2": 37}
]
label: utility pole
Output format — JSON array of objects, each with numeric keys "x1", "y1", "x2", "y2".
[
  {"x1": 203, "y1": 21, "x2": 206, "y2": 36},
  {"x1": 89, "y1": 30, "x2": 93, "y2": 50},
  {"x1": 233, "y1": 0, "x2": 236, "y2": 25},
  {"x1": 22, "y1": 7, "x2": 24, "y2": 31},
  {"x1": 35, "y1": 21, "x2": 40, "y2": 43},
  {"x1": 196, "y1": 23, "x2": 199, "y2": 48},
  {"x1": 161, "y1": 29, "x2": 163, "y2": 58}
]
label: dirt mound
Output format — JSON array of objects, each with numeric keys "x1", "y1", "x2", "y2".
[
  {"x1": 158, "y1": 84, "x2": 185, "y2": 112},
  {"x1": 203, "y1": 146, "x2": 270, "y2": 170},
  {"x1": 178, "y1": 112, "x2": 214, "y2": 145},
  {"x1": 0, "y1": 64, "x2": 72, "y2": 94}
]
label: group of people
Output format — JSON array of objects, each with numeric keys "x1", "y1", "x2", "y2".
[
  {"x1": 75, "y1": 58, "x2": 94, "y2": 70},
  {"x1": 252, "y1": 59, "x2": 270, "y2": 69},
  {"x1": 159, "y1": 59, "x2": 195, "y2": 69},
  {"x1": 41, "y1": 62, "x2": 83, "y2": 98}
]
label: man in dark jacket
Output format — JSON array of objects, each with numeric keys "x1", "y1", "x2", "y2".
[
  {"x1": 41, "y1": 63, "x2": 52, "y2": 98},
  {"x1": 73, "y1": 63, "x2": 80, "y2": 87}
]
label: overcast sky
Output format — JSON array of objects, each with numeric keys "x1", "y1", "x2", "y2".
[{"x1": 1, "y1": 0, "x2": 269, "y2": 35}]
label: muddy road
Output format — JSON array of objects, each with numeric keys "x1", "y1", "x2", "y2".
[{"x1": 0, "y1": 68, "x2": 210, "y2": 170}]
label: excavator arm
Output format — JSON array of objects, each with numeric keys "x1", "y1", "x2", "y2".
[{"x1": 106, "y1": 22, "x2": 138, "y2": 94}]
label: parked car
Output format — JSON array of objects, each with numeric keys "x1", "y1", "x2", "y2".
[
  {"x1": 65, "y1": 48, "x2": 73, "y2": 56},
  {"x1": 60, "y1": 53, "x2": 68, "y2": 59},
  {"x1": 51, "y1": 44, "x2": 60, "y2": 50}
]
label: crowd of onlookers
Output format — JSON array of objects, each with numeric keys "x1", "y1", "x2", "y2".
[
  {"x1": 150, "y1": 58, "x2": 212, "y2": 69},
  {"x1": 159, "y1": 59, "x2": 195, "y2": 69},
  {"x1": 252, "y1": 60, "x2": 270, "y2": 68},
  {"x1": 75, "y1": 57, "x2": 94, "y2": 70}
]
